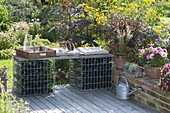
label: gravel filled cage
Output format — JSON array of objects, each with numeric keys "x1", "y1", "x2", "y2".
[
  {"x1": 13, "y1": 58, "x2": 54, "y2": 95},
  {"x1": 69, "y1": 55, "x2": 113, "y2": 90},
  {"x1": 13, "y1": 54, "x2": 113, "y2": 95}
]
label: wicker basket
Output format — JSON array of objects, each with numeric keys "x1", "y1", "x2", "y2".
[{"x1": 16, "y1": 46, "x2": 56, "y2": 59}]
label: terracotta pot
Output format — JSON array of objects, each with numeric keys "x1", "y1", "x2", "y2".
[
  {"x1": 144, "y1": 67, "x2": 161, "y2": 79},
  {"x1": 114, "y1": 54, "x2": 127, "y2": 70}
]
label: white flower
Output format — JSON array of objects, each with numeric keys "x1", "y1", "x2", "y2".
[{"x1": 160, "y1": 52, "x2": 167, "y2": 58}]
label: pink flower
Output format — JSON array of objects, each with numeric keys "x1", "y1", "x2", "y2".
[
  {"x1": 148, "y1": 47, "x2": 154, "y2": 52},
  {"x1": 150, "y1": 53, "x2": 154, "y2": 59},
  {"x1": 163, "y1": 49, "x2": 167, "y2": 53},
  {"x1": 157, "y1": 47, "x2": 163, "y2": 52},
  {"x1": 140, "y1": 49, "x2": 146, "y2": 54},
  {"x1": 146, "y1": 54, "x2": 150, "y2": 60},
  {"x1": 160, "y1": 52, "x2": 167, "y2": 58},
  {"x1": 147, "y1": 44, "x2": 152, "y2": 47},
  {"x1": 153, "y1": 48, "x2": 159, "y2": 54},
  {"x1": 168, "y1": 64, "x2": 170, "y2": 68}
]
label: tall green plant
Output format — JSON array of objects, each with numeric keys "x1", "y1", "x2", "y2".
[
  {"x1": 0, "y1": 0, "x2": 10, "y2": 31},
  {"x1": 0, "y1": 66, "x2": 30, "y2": 113}
]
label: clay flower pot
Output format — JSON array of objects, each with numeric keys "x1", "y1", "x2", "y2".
[
  {"x1": 144, "y1": 67, "x2": 161, "y2": 79},
  {"x1": 114, "y1": 53, "x2": 127, "y2": 70}
]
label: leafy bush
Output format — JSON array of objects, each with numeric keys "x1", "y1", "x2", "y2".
[
  {"x1": 0, "y1": 31, "x2": 18, "y2": 50},
  {"x1": 38, "y1": 1, "x2": 100, "y2": 46},
  {"x1": 0, "y1": 0, "x2": 10, "y2": 31},
  {"x1": 11, "y1": 21, "x2": 29, "y2": 45},
  {"x1": 5, "y1": 0, "x2": 41, "y2": 22},
  {"x1": 31, "y1": 34, "x2": 51, "y2": 46},
  {"x1": 0, "y1": 49, "x2": 14, "y2": 59},
  {"x1": 28, "y1": 18, "x2": 41, "y2": 38}
]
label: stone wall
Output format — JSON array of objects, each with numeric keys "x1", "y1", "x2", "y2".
[{"x1": 113, "y1": 68, "x2": 170, "y2": 113}]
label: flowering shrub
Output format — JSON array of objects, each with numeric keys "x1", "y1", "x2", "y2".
[
  {"x1": 11, "y1": 21, "x2": 29, "y2": 44},
  {"x1": 158, "y1": 63, "x2": 170, "y2": 92},
  {"x1": 138, "y1": 44, "x2": 168, "y2": 67},
  {"x1": 0, "y1": 31, "x2": 18, "y2": 50}
]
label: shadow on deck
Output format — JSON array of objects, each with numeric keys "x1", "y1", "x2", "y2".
[{"x1": 17, "y1": 85, "x2": 160, "y2": 113}]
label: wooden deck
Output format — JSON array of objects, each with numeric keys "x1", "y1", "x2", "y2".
[{"x1": 18, "y1": 85, "x2": 160, "y2": 113}]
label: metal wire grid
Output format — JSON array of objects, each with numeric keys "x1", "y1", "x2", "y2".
[
  {"x1": 13, "y1": 54, "x2": 113, "y2": 95},
  {"x1": 69, "y1": 56, "x2": 113, "y2": 90},
  {"x1": 13, "y1": 59, "x2": 54, "y2": 95}
]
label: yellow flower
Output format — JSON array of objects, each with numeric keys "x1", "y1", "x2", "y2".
[
  {"x1": 143, "y1": 0, "x2": 147, "y2": 3},
  {"x1": 135, "y1": 8, "x2": 138, "y2": 12},
  {"x1": 151, "y1": 0, "x2": 155, "y2": 2},
  {"x1": 165, "y1": 2, "x2": 169, "y2": 6},
  {"x1": 96, "y1": 0, "x2": 100, "y2": 3},
  {"x1": 154, "y1": 28, "x2": 161, "y2": 34},
  {"x1": 128, "y1": 3, "x2": 133, "y2": 8},
  {"x1": 96, "y1": 8, "x2": 100, "y2": 12},
  {"x1": 117, "y1": 7, "x2": 124, "y2": 11},
  {"x1": 160, "y1": 23, "x2": 165, "y2": 28},
  {"x1": 112, "y1": 5, "x2": 117, "y2": 9},
  {"x1": 153, "y1": 12, "x2": 158, "y2": 20}
]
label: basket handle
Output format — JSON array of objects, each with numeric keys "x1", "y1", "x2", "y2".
[{"x1": 65, "y1": 41, "x2": 75, "y2": 51}]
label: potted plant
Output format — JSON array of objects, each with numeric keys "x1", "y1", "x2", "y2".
[
  {"x1": 138, "y1": 44, "x2": 168, "y2": 79},
  {"x1": 158, "y1": 63, "x2": 170, "y2": 92},
  {"x1": 107, "y1": 15, "x2": 143, "y2": 69},
  {"x1": 123, "y1": 62, "x2": 142, "y2": 78}
]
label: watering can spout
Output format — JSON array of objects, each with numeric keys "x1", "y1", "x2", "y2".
[{"x1": 127, "y1": 88, "x2": 142, "y2": 96}]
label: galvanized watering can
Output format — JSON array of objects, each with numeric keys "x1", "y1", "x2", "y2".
[{"x1": 116, "y1": 73, "x2": 142, "y2": 100}]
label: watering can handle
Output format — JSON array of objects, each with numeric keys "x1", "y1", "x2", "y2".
[{"x1": 116, "y1": 73, "x2": 129, "y2": 88}]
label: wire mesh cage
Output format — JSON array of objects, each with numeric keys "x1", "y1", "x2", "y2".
[
  {"x1": 69, "y1": 55, "x2": 113, "y2": 90},
  {"x1": 13, "y1": 59, "x2": 54, "y2": 95}
]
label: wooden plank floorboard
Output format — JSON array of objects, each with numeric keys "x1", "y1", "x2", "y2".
[
  {"x1": 91, "y1": 90, "x2": 141, "y2": 113},
  {"x1": 15, "y1": 85, "x2": 160, "y2": 113},
  {"x1": 60, "y1": 88, "x2": 107, "y2": 112},
  {"x1": 57, "y1": 86, "x2": 108, "y2": 113},
  {"x1": 35, "y1": 95, "x2": 64, "y2": 113},
  {"x1": 54, "y1": 89, "x2": 90, "y2": 113},
  {"x1": 56, "y1": 89, "x2": 100, "y2": 113},
  {"x1": 88, "y1": 89, "x2": 137, "y2": 113},
  {"x1": 103, "y1": 90, "x2": 159, "y2": 113},
  {"x1": 94, "y1": 89, "x2": 159, "y2": 113},
  {"x1": 41, "y1": 94, "x2": 73, "y2": 113},
  {"x1": 66, "y1": 86, "x2": 124, "y2": 113},
  {"x1": 28, "y1": 96, "x2": 54, "y2": 113},
  {"x1": 49, "y1": 93, "x2": 79, "y2": 113}
]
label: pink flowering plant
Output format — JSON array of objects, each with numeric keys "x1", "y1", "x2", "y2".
[
  {"x1": 158, "y1": 63, "x2": 170, "y2": 92},
  {"x1": 11, "y1": 21, "x2": 29, "y2": 44},
  {"x1": 138, "y1": 44, "x2": 168, "y2": 67}
]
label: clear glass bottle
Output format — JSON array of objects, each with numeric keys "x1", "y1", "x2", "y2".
[{"x1": 23, "y1": 34, "x2": 29, "y2": 51}]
